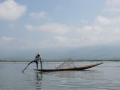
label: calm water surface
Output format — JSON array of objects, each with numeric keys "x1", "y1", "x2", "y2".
[{"x1": 0, "y1": 61, "x2": 120, "y2": 90}]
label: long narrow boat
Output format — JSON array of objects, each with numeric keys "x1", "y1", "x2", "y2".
[{"x1": 35, "y1": 62, "x2": 103, "y2": 72}]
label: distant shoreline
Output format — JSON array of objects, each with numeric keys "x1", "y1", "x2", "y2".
[{"x1": 1, "y1": 59, "x2": 120, "y2": 62}]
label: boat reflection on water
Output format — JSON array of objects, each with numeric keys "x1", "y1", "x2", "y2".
[
  {"x1": 35, "y1": 72, "x2": 42, "y2": 82},
  {"x1": 34, "y1": 72, "x2": 42, "y2": 90},
  {"x1": 43, "y1": 70, "x2": 103, "y2": 80},
  {"x1": 22, "y1": 71, "x2": 43, "y2": 90}
]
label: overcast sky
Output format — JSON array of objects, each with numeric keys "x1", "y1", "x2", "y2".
[{"x1": 1, "y1": 0, "x2": 120, "y2": 52}]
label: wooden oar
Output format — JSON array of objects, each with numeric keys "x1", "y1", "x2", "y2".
[{"x1": 22, "y1": 64, "x2": 29, "y2": 72}]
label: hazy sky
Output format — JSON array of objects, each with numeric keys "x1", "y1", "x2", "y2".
[{"x1": 1, "y1": 0, "x2": 120, "y2": 52}]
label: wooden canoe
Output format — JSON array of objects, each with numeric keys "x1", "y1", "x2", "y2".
[{"x1": 34, "y1": 62, "x2": 103, "y2": 72}]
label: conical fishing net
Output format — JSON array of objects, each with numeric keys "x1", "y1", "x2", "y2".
[{"x1": 56, "y1": 60, "x2": 75, "y2": 69}]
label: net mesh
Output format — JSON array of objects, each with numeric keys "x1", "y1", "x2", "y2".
[{"x1": 56, "y1": 59, "x2": 75, "y2": 69}]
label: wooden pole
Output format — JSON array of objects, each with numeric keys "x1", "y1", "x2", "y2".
[
  {"x1": 22, "y1": 64, "x2": 29, "y2": 72},
  {"x1": 40, "y1": 60, "x2": 42, "y2": 71}
]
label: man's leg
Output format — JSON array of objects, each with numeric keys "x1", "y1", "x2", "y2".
[
  {"x1": 28, "y1": 60, "x2": 34, "y2": 65},
  {"x1": 36, "y1": 63, "x2": 38, "y2": 69}
]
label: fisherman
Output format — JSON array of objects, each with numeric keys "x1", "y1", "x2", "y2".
[{"x1": 28, "y1": 53, "x2": 41, "y2": 69}]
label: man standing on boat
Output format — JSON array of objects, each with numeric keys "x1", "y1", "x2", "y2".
[{"x1": 28, "y1": 53, "x2": 41, "y2": 69}]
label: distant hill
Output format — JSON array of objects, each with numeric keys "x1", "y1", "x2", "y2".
[{"x1": 0, "y1": 44, "x2": 120, "y2": 60}]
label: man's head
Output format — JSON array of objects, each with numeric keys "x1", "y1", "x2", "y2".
[{"x1": 37, "y1": 53, "x2": 40, "y2": 56}]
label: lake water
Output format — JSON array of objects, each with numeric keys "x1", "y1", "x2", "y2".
[{"x1": 0, "y1": 61, "x2": 120, "y2": 90}]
